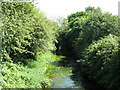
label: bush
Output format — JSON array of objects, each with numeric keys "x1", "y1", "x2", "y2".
[
  {"x1": 78, "y1": 34, "x2": 119, "y2": 89},
  {"x1": 74, "y1": 10, "x2": 118, "y2": 58},
  {"x1": 58, "y1": 11, "x2": 89, "y2": 56},
  {"x1": 1, "y1": 2, "x2": 58, "y2": 62}
]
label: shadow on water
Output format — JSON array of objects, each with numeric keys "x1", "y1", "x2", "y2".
[
  {"x1": 50, "y1": 58, "x2": 84, "y2": 89},
  {"x1": 53, "y1": 57, "x2": 106, "y2": 90}
]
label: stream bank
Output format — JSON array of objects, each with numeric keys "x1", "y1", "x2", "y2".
[{"x1": 50, "y1": 57, "x2": 106, "y2": 90}]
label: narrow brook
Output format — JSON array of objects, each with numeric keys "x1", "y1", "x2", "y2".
[
  {"x1": 51, "y1": 67, "x2": 84, "y2": 89},
  {"x1": 49, "y1": 57, "x2": 104, "y2": 90},
  {"x1": 49, "y1": 58, "x2": 84, "y2": 89}
]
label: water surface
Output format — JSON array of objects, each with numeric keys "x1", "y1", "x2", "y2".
[{"x1": 51, "y1": 66, "x2": 84, "y2": 89}]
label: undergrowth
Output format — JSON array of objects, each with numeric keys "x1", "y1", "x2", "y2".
[{"x1": 1, "y1": 52, "x2": 62, "y2": 88}]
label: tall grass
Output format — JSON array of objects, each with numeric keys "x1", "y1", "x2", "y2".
[{"x1": 1, "y1": 52, "x2": 61, "y2": 88}]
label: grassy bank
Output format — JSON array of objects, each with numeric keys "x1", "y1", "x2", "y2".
[{"x1": 1, "y1": 52, "x2": 61, "y2": 88}]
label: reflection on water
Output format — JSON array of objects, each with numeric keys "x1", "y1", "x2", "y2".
[{"x1": 51, "y1": 67, "x2": 84, "y2": 89}]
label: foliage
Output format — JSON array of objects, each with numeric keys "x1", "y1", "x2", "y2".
[
  {"x1": 74, "y1": 10, "x2": 118, "y2": 58},
  {"x1": 1, "y1": 2, "x2": 60, "y2": 89},
  {"x1": 0, "y1": 52, "x2": 60, "y2": 88},
  {"x1": 67, "y1": 11, "x2": 89, "y2": 30},
  {"x1": 59, "y1": 6, "x2": 119, "y2": 58},
  {"x1": 58, "y1": 6, "x2": 120, "y2": 89},
  {"x1": 55, "y1": 18, "x2": 69, "y2": 55},
  {"x1": 79, "y1": 34, "x2": 119, "y2": 89},
  {"x1": 57, "y1": 11, "x2": 89, "y2": 56},
  {"x1": 1, "y1": 2, "x2": 58, "y2": 62}
]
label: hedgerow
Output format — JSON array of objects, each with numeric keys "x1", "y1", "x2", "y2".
[{"x1": 1, "y1": 2, "x2": 58, "y2": 62}]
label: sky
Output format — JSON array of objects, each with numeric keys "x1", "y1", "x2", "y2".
[{"x1": 34, "y1": 0, "x2": 119, "y2": 19}]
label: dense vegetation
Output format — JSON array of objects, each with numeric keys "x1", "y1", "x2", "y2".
[
  {"x1": 1, "y1": 52, "x2": 61, "y2": 88},
  {"x1": 1, "y1": 2, "x2": 59, "y2": 88},
  {"x1": 58, "y1": 7, "x2": 120, "y2": 89},
  {"x1": 1, "y1": 1, "x2": 119, "y2": 89},
  {"x1": 2, "y1": 2, "x2": 58, "y2": 62}
]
